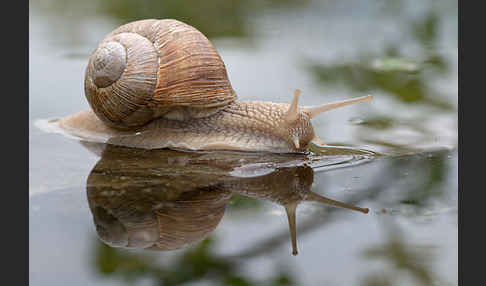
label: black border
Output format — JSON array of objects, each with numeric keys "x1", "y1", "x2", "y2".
[{"x1": 6, "y1": 0, "x2": 28, "y2": 285}]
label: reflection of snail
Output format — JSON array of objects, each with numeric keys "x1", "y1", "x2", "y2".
[
  {"x1": 58, "y1": 19, "x2": 372, "y2": 153},
  {"x1": 86, "y1": 144, "x2": 368, "y2": 255}
]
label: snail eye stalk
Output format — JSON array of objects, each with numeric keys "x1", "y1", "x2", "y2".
[
  {"x1": 283, "y1": 89, "x2": 301, "y2": 123},
  {"x1": 304, "y1": 95, "x2": 373, "y2": 119}
]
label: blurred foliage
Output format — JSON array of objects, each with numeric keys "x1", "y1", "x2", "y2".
[
  {"x1": 354, "y1": 115, "x2": 396, "y2": 130},
  {"x1": 309, "y1": 10, "x2": 454, "y2": 110},
  {"x1": 365, "y1": 150, "x2": 452, "y2": 286},
  {"x1": 31, "y1": 0, "x2": 309, "y2": 39},
  {"x1": 360, "y1": 223, "x2": 437, "y2": 286},
  {"x1": 362, "y1": 274, "x2": 393, "y2": 286},
  {"x1": 94, "y1": 238, "x2": 295, "y2": 286},
  {"x1": 98, "y1": 0, "x2": 249, "y2": 38},
  {"x1": 228, "y1": 194, "x2": 264, "y2": 212},
  {"x1": 393, "y1": 152, "x2": 450, "y2": 210},
  {"x1": 96, "y1": 242, "x2": 157, "y2": 283},
  {"x1": 357, "y1": 150, "x2": 453, "y2": 212},
  {"x1": 99, "y1": 0, "x2": 309, "y2": 38}
]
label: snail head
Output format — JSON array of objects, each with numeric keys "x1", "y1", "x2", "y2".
[{"x1": 283, "y1": 89, "x2": 373, "y2": 151}]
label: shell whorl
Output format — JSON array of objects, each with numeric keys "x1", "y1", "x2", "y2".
[
  {"x1": 90, "y1": 42, "x2": 126, "y2": 88},
  {"x1": 85, "y1": 19, "x2": 236, "y2": 130},
  {"x1": 85, "y1": 32, "x2": 158, "y2": 129}
]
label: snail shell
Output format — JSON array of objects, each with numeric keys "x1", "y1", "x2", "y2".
[{"x1": 84, "y1": 19, "x2": 236, "y2": 130}]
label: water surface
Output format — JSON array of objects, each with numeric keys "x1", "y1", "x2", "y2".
[{"x1": 30, "y1": 0, "x2": 457, "y2": 285}]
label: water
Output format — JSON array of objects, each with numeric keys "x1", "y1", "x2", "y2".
[{"x1": 29, "y1": 0, "x2": 457, "y2": 285}]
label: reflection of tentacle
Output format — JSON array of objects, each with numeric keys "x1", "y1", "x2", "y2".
[
  {"x1": 305, "y1": 192, "x2": 369, "y2": 213},
  {"x1": 285, "y1": 202, "x2": 298, "y2": 256}
]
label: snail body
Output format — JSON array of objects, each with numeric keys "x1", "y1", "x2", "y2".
[{"x1": 59, "y1": 19, "x2": 372, "y2": 153}]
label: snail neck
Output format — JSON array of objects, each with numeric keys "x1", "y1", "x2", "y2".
[
  {"x1": 221, "y1": 101, "x2": 291, "y2": 130},
  {"x1": 159, "y1": 100, "x2": 291, "y2": 123}
]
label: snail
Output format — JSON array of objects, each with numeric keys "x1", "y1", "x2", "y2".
[
  {"x1": 57, "y1": 18, "x2": 372, "y2": 153},
  {"x1": 85, "y1": 144, "x2": 368, "y2": 255}
]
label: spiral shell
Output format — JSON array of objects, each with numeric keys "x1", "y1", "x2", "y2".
[{"x1": 84, "y1": 19, "x2": 236, "y2": 130}]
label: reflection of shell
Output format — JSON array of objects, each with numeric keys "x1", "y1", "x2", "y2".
[
  {"x1": 87, "y1": 169, "x2": 231, "y2": 250},
  {"x1": 148, "y1": 190, "x2": 229, "y2": 250}
]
